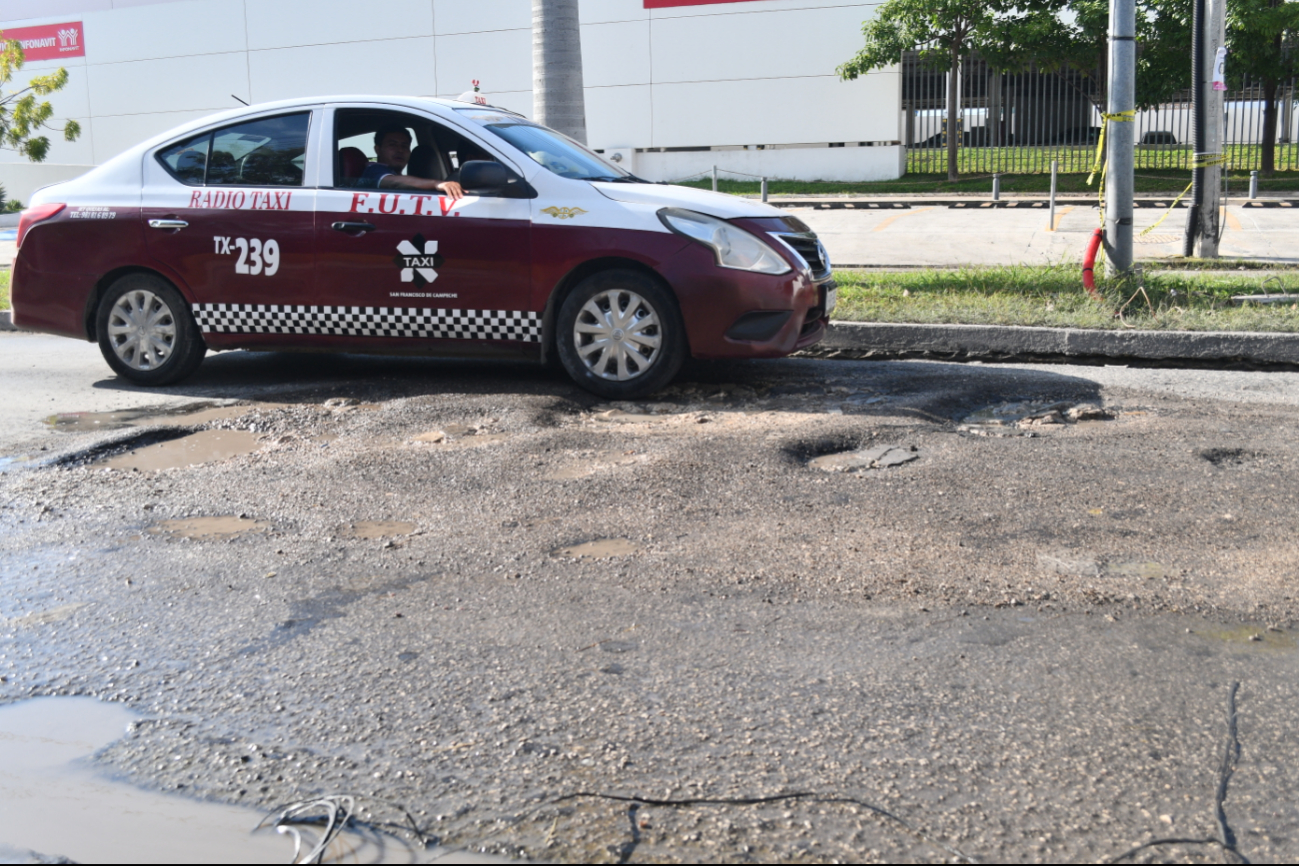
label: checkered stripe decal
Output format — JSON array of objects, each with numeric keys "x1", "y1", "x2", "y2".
[{"x1": 192, "y1": 304, "x2": 541, "y2": 342}]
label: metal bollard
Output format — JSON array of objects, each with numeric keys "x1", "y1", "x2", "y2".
[
  {"x1": 1250, "y1": 170, "x2": 1259, "y2": 200},
  {"x1": 761, "y1": 177, "x2": 768, "y2": 202},
  {"x1": 1048, "y1": 160, "x2": 1058, "y2": 231},
  {"x1": 712, "y1": 165, "x2": 718, "y2": 192},
  {"x1": 992, "y1": 173, "x2": 1000, "y2": 201}
]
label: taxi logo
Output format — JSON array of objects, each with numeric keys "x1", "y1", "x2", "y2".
[
  {"x1": 541, "y1": 206, "x2": 587, "y2": 220},
  {"x1": 394, "y1": 235, "x2": 443, "y2": 286}
]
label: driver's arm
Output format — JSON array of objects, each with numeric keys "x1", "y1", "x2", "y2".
[{"x1": 379, "y1": 174, "x2": 463, "y2": 199}]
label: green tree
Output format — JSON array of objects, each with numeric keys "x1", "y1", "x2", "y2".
[
  {"x1": 0, "y1": 34, "x2": 81, "y2": 162},
  {"x1": 1228, "y1": 0, "x2": 1299, "y2": 176},
  {"x1": 984, "y1": 0, "x2": 1192, "y2": 110},
  {"x1": 838, "y1": 0, "x2": 1011, "y2": 181}
]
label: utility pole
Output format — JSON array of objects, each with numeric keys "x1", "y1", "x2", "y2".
[
  {"x1": 532, "y1": 0, "x2": 588, "y2": 144},
  {"x1": 1106, "y1": 0, "x2": 1136, "y2": 276},
  {"x1": 1196, "y1": 0, "x2": 1227, "y2": 258}
]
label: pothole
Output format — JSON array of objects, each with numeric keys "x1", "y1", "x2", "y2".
[
  {"x1": 149, "y1": 516, "x2": 271, "y2": 541},
  {"x1": 809, "y1": 445, "x2": 918, "y2": 473},
  {"x1": 46, "y1": 403, "x2": 256, "y2": 433},
  {"x1": 341, "y1": 520, "x2": 416, "y2": 539},
  {"x1": 1199, "y1": 448, "x2": 1261, "y2": 467},
  {"x1": 97, "y1": 429, "x2": 262, "y2": 471},
  {"x1": 960, "y1": 401, "x2": 1111, "y2": 434},
  {"x1": 551, "y1": 538, "x2": 640, "y2": 558},
  {"x1": 414, "y1": 423, "x2": 511, "y2": 447}
]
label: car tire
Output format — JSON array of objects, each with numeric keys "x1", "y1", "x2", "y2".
[
  {"x1": 556, "y1": 269, "x2": 686, "y2": 399},
  {"x1": 95, "y1": 273, "x2": 207, "y2": 386}
]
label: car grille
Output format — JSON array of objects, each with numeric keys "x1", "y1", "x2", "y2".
[{"x1": 774, "y1": 233, "x2": 831, "y2": 280}]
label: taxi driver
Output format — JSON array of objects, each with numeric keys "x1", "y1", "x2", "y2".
[{"x1": 361, "y1": 124, "x2": 464, "y2": 198}]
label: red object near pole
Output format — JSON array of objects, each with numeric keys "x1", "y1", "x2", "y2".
[{"x1": 1082, "y1": 228, "x2": 1104, "y2": 299}]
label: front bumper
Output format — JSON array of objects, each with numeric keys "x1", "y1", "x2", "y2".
[{"x1": 658, "y1": 227, "x2": 833, "y2": 360}]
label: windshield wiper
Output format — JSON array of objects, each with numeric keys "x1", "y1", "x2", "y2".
[{"x1": 582, "y1": 175, "x2": 650, "y2": 184}]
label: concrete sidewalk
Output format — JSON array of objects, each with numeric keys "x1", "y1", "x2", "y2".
[
  {"x1": 789, "y1": 201, "x2": 1299, "y2": 268},
  {"x1": 794, "y1": 201, "x2": 1299, "y2": 268}
]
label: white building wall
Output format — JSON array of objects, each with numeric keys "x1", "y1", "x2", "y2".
[{"x1": 0, "y1": 0, "x2": 899, "y2": 201}]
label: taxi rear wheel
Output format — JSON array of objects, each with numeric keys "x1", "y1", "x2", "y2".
[
  {"x1": 556, "y1": 269, "x2": 686, "y2": 399},
  {"x1": 95, "y1": 273, "x2": 207, "y2": 386}
]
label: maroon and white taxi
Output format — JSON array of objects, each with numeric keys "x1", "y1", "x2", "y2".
[{"x1": 13, "y1": 96, "x2": 834, "y2": 398}]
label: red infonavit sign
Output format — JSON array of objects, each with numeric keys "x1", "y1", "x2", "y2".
[
  {"x1": 644, "y1": 0, "x2": 773, "y2": 7},
  {"x1": 2, "y1": 21, "x2": 85, "y2": 62}
]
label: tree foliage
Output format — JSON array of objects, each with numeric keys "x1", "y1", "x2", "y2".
[
  {"x1": 1226, "y1": 0, "x2": 1299, "y2": 175},
  {"x1": 838, "y1": 0, "x2": 1016, "y2": 179},
  {"x1": 0, "y1": 35, "x2": 81, "y2": 163}
]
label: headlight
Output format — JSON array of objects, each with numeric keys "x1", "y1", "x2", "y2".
[{"x1": 658, "y1": 208, "x2": 791, "y2": 275}]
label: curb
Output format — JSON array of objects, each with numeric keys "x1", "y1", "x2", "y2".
[
  {"x1": 812, "y1": 321, "x2": 1299, "y2": 366},
  {"x1": 0, "y1": 311, "x2": 15, "y2": 332}
]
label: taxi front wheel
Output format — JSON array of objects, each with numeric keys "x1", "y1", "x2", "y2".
[
  {"x1": 95, "y1": 273, "x2": 207, "y2": 386},
  {"x1": 557, "y1": 269, "x2": 686, "y2": 399}
]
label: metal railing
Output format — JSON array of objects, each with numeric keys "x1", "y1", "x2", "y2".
[{"x1": 903, "y1": 50, "x2": 1299, "y2": 174}]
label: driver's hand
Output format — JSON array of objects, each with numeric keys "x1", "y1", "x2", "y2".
[{"x1": 438, "y1": 181, "x2": 464, "y2": 200}]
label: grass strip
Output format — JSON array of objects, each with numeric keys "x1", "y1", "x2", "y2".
[
  {"x1": 679, "y1": 170, "x2": 1299, "y2": 197},
  {"x1": 831, "y1": 265, "x2": 1299, "y2": 332},
  {"x1": 0, "y1": 270, "x2": 9, "y2": 312}
]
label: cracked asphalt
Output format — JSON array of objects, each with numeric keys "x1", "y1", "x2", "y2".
[{"x1": 2, "y1": 331, "x2": 1298, "y2": 863}]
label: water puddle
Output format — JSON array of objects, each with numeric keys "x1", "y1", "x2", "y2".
[
  {"x1": 342, "y1": 521, "x2": 416, "y2": 539},
  {"x1": 545, "y1": 451, "x2": 641, "y2": 481},
  {"x1": 149, "y1": 517, "x2": 271, "y2": 541},
  {"x1": 551, "y1": 538, "x2": 640, "y2": 559},
  {"x1": 592, "y1": 410, "x2": 662, "y2": 424},
  {"x1": 414, "y1": 425, "x2": 511, "y2": 448},
  {"x1": 99, "y1": 430, "x2": 262, "y2": 471},
  {"x1": 6, "y1": 602, "x2": 89, "y2": 629},
  {"x1": 0, "y1": 697, "x2": 292, "y2": 863},
  {"x1": 47, "y1": 404, "x2": 253, "y2": 433},
  {"x1": 0, "y1": 698, "x2": 506, "y2": 863},
  {"x1": 0, "y1": 454, "x2": 31, "y2": 473},
  {"x1": 809, "y1": 445, "x2": 918, "y2": 473},
  {"x1": 1200, "y1": 625, "x2": 1296, "y2": 652}
]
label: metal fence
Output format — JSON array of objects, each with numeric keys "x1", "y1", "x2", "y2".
[{"x1": 902, "y1": 50, "x2": 1299, "y2": 174}]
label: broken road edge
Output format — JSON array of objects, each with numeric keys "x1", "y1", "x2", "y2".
[
  {"x1": 810, "y1": 321, "x2": 1299, "y2": 367},
  {"x1": 4, "y1": 311, "x2": 1299, "y2": 368}
]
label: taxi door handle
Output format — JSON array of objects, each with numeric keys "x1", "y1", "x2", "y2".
[
  {"x1": 148, "y1": 219, "x2": 189, "y2": 230},
  {"x1": 332, "y1": 221, "x2": 376, "y2": 234}
]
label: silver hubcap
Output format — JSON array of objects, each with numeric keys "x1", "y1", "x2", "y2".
[
  {"x1": 574, "y1": 289, "x2": 662, "y2": 381},
  {"x1": 107, "y1": 289, "x2": 177, "y2": 371}
]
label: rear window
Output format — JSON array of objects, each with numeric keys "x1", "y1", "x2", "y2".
[{"x1": 157, "y1": 112, "x2": 310, "y2": 187}]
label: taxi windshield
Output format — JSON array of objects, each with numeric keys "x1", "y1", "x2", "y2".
[{"x1": 454, "y1": 109, "x2": 630, "y2": 181}]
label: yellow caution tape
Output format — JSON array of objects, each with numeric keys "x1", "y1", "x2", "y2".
[
  {"x1": 1086, "y1": 111, "x2": 1136, "y2": 242},
  {"x1": 1140, "y1": 154, "x2": 1228, "y2": 236}
]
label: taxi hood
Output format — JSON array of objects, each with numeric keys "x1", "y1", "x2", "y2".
[{"x1": 591, "y1": 181, "x2": 789, "y2": 220}]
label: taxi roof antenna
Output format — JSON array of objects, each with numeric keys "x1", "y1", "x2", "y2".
[{"x1": 232, "y1": 94, "x2": 249, "y2": 106}]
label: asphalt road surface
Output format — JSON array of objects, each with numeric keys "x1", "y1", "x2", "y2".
[{"x1": 2, "y1": 332, "x2": 1298, "y2": 863}]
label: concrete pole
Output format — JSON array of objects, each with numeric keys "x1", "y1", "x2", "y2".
[
  {"x1": 1105, "y1": 0, "x2": 1137, "y2": 276},
  {"x1": 1197, "y1": 0, "x2": 1227, "y2": 257},
  {"x1": 532, "y1": 0, "x2": 588, "y2": 143}
]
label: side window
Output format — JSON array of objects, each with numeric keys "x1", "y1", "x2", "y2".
[
  {"x1": 155, "y1": 112, "x2": 310, "y2": 187},
  {"x1": 207, "y1": 113, "x2": 309, "y2": 187},
  {"x1": 157, "y1": 133, "x2": 210, "y2": 185},
  {"x1": 331, "y1": 109, "x2": 501, "y2": 190}
]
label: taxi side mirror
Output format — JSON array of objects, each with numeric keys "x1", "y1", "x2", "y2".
[{"x1": 459, "y1": 160, "x2": 536, "y2": 199}]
